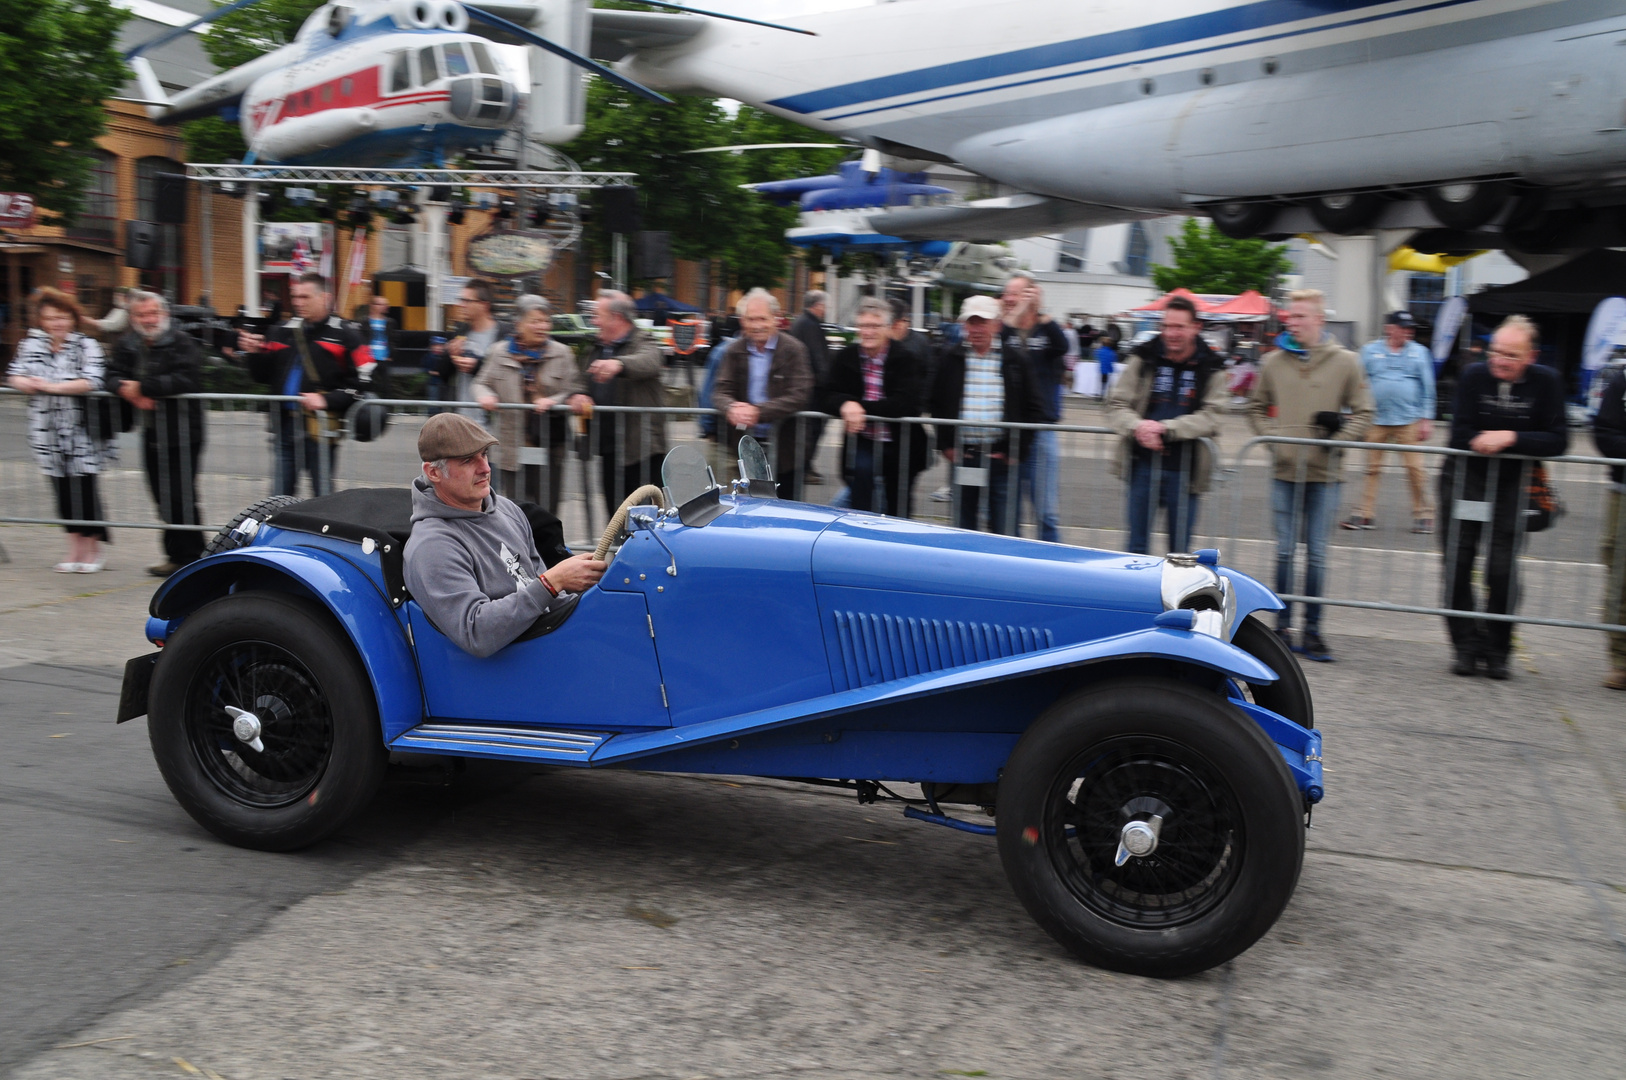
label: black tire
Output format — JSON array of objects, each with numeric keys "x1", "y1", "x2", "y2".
[
  {"x1": 1208, "y1": 201, "x2": 1277, "y2": 239},
  {"x1": 997, "y1": 679, "x2": 1304, "y2": 977},
  {"x1": 1307, "y1": 192, "x2": 1382, "y2": 234},
  {"x1": 147, "y1": 591, "x2": 386, "y2": 851},
  {"x1": 1231, "y1": 615, "x2": 1314, "y2": 729},
  {"x1": 1423, "y1": 181, "x2": 1511, "y2": 230},
  {"x1": 202, "y1": 494, "x2": 304, "y2": 557}
]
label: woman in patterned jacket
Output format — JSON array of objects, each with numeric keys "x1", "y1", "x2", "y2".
[{"x1": 6, "y1": 288, "x2": 110, "y2": 572}]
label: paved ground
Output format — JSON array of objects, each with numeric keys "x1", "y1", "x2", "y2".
[{"x1": 2, "y1": 521, "x2": 1625, "y2": 1080}]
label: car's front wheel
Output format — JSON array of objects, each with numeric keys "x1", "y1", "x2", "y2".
[
  {"x1": 997, "y1": 679, "x2": 1304, "y2": 977},
  {"x1": 147, "y1": 592, "x2": 386, "y2": 851}
]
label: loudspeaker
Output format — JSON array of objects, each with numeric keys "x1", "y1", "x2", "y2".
[
  {"x1": 125, "y1": 220, "x2": 160, "y2": 270},
  {"x1": 155, "y1": 172, "x2": 187, "y2": 224},
  {"x1": 600, "y1": 185, "x2": 641, "y2": 234},
  {"x1": 632, "y1": 230, "x2": 673, "y2": 280}
]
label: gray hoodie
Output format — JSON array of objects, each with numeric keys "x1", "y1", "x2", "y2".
[{"x1": 404, "y1": 476, "x2": 563, "y2": 657}]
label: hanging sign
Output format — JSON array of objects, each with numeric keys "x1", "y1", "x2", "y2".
[
  {"x1": 467, "y1": 232, "x2": 553, "y2": 276},
  {"x1": 0, "y1": 193, "x2": 36, "y2": 229}
]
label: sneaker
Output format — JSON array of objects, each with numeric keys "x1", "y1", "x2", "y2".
[
  {"x1": 1483, "y1": 656, "x2": 1510, "y2": 680},
  {"x1": 1604, "y1": 669, "x2": 1626, "y2": 691},
  {"x1": 1412, "y1": 518, "x2": 1434, "y2": 535},
  {"x1": 75, "y1": 559, "x2": 105, "y2": 574},
  {"x1": 53, "y1": 562, "x2": 82, "y2": 573},
  {"x1": 929, "y1": 486, "x2": 952, "y2": 503},
  {"x1": 1452, "y1": 652, "x2": 1478, "y2": 677},
  {"x1": 1298, "y1": 630, "x2": 1334, "y2": 662},
  {"x1": 148, "y1": 561, "x2": 181, "y2": 578},
  {"x1": 1339, "y1": 515, "x2": 1374, "y2": 530}
]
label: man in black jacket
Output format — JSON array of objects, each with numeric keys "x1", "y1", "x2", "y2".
[
  {"x1": 788, "y1": 290, "x2": 830, "y2": 483},
  {"x1": 1441, "y1": 315, "x2": 1568, "y2": 679},
  {"x1": 238, "y1": 272, "x2": 371, "y2": 497},
  {"x1": 931, "y1": 295, "x2": 1046, "y2": 533},
  {"x1": 109, "y1": 291, "x2": 207, "y2": 577},
  {"x1": 823, "y1": 296, "x2": 928, "y2": 516},
  {"x1": 1592, "y1": 363, "x2": 1626, "y2": 690}
]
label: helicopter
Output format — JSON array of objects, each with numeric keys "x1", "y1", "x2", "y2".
[{"x1": 124, "y1": 0, "x2": 809, "y2": 167}]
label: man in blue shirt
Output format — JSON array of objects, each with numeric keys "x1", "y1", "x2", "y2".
[
  {"x1": 1343, "y1": 311, "x2": 1436, "y2": 534},
  {"x1": 711, "y1": 288, "x2": 813, "y2": 494}
]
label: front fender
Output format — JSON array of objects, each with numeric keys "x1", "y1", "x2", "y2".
[
  {"x1": 593, "y1": 625, "x2": 1276, "y2": 766},
  {"x1": 151, "y1": 549, "x2": 422, "y2": 742},
  {"x1": 1220, "y1": 566, "x2": 1285, "y2": 630}
]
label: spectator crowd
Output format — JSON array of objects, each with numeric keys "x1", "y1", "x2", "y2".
[{"x1": 6, "y1": 273, "x2": 1626, "y2": 691}]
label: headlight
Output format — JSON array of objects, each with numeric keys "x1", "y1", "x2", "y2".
[{"x1": 1160, "y1": 552, "x2": 1234, "y2": 639}]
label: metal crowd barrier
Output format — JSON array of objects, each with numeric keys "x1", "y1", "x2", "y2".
[
  {"x1": 1216, "y1": 435, "x2": 1626, "y2": 635},
  {"x1": 4, "y1": 388, "x2": 1623, "y2": 637}
]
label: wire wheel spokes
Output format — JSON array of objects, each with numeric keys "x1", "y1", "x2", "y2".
[
  {"x1": 1049, "y1": 736, "x2": 1244, "y2": 928},
  {"x1": 185, "y1": 641, "x2": 334, "y2": 808}
]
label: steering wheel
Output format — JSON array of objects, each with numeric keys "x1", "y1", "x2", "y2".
[{"x1": 595, "y1": 484, "x2": 669, "y2": 562}]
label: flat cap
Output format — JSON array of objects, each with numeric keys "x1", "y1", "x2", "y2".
[{"x1": 418, "y1": 413, "x2": 498, "y2": 462}]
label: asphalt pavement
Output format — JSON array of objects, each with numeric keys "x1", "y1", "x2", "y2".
[{"x1": 2, "y1": 521, "x2": 1625, "y2": 1079}]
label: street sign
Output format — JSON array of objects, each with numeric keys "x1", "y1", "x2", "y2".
[{"x1": 0, "y1": 192, "x2": 36, "y2": 229}]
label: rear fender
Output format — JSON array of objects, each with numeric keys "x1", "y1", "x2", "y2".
[
  {"x1": 594, "y1": 625, "x2": 1276, "y2": 769},
  {"x1": 150, "y1": 550, "x2": 422, "y2": 741}
]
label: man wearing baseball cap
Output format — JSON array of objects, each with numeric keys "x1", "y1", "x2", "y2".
[
  {"x1": 403, "y1": 413, "x2": 605, "y2": 657},
  {"x1": 1344, "y1": 310, "x2": 1437, "y2": 534},
  {"x1": 928, "y1": 295, "x2": 1047, "y2": 533}
]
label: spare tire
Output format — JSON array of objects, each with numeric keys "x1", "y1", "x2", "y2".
[{"x1": 202, "y1": 494, "x2": 305, "y2": 557}]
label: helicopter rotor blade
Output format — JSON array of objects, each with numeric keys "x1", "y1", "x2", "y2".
[
  {"x1": 123, "y1": 0, "x2": 269, "y2": 60},
  {"x1": 460, "y1": 5, "x2": 672, "y2": 104},
  {"x1": 627, "y1": 2, "x2": 817, "y2": 36}
]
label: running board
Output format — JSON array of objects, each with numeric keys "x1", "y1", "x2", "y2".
[{"x1": 390, "y1": 723, "x2": 613, "y2": 764}]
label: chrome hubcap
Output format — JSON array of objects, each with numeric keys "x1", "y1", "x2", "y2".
[
  {"x1": 225, "y1": 705, "x2": 265, "y2": 753},
  {"x1": 1115, "y1": 814, "x2": 1165, "y2": 866}
]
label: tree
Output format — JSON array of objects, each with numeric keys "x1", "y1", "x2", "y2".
[
  {"x1": 1151, "y1": 218, "x2": 1292, "y2": 296},
  {"x1": 0, "y1": 0, "x2": 129, "y2": 222}
]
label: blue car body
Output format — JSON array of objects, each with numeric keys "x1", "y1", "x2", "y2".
[{"x1": 140, "y1": 494, "x2": 1321, "y2": 803}]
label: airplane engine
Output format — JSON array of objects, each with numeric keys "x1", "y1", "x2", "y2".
[
  {"x1": 434, "y1": 1, "x2": 468, "y2": 33},
  {"x1": 390, "y1": 0, "x2": 438, "y2": 30}
]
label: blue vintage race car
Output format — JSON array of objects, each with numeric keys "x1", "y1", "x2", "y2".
[{"x1": 118, "y1": 441, "x2": 1322, "y2": 977}]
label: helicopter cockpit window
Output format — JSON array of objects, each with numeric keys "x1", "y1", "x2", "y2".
[
  {"x1": 419, "y1": 46, "x2": 441, "y2": 83},
  {"x1": 390, "y1": 52, "x2": 410, "y2": 92},
  {"x1": 469, "y1": 41, "x2": 497, "y2": 75},
  {"x1": 442, "y1": 42, "x2": 472, "y2": 77}
]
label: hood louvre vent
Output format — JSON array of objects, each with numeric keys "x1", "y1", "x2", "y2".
[{"x1": 831, "y1": 611, "x2": 1054, "y2": 690}]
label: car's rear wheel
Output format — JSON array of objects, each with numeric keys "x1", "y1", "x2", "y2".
[
  {"x1": 148, "y1": 592, "x2": 386, "y2": 851},
  {"x1": 997, "y1": 679, "x2": 1304, "y2": 977},
  {"x1": 1231, "y1": 615, "x2": 1314, "y2": 728}
]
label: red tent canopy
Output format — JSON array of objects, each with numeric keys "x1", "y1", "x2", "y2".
[
  {"x1": 1206, "y1": 289, "x2": 1272, "y2": 316},
  {"x1": 1132, "y1": 288, "x2": 1215, "y2": 313}
]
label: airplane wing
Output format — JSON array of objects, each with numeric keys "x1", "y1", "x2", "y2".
[
  {"x1": 867, "y1": 193, "x2": 1158, "y2": 244},
  {"x1": 590, "y1": 9, "x2": 706, "y2": 62}
]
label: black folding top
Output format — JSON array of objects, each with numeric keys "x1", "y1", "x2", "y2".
[{"x1": 266, "y1": 488, "x2": 415, "y2": 607}]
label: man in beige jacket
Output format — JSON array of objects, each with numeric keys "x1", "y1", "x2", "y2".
[{"x1": 1247, "y1": 289, "x2": 1375, "y2": 662}]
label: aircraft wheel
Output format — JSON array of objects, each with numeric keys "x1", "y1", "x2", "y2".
[
  {"x1": 148, "y1": 592, "x2": 386, "y2": 851},
  {"x1": 1230, "y1": 615, "x2": 1314, "y2": 729},
  {"x1": 997, "y1": 679, "x2": 1304, "y2": 977},
  {"x1": 1207, "y1": 201, "x2": 1277, "y2": 239},
  {"x1": 1423, "y1": 181, "x2": 1511, "y2": 230},
  {"x1": 1307, "y1": 192, "x2": 1382, "y2": 234}
]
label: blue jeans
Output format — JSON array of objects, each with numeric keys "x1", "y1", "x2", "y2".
[
  {"x1": 1271, "y1": 480, "x2": 1340, "y2": 631},
  {"x1": 1127, "y1": 456, "x2": 1199, "y2": 554},
  {"x1": 1018, "y1": 428, "x2": 1060, "y2": 542},
  {"x1": 274, "y1": 417, "x2": 337, "y2": 497},
  {"x1": 953, "y1": 445, "x2": 1013, "y2": 533}
]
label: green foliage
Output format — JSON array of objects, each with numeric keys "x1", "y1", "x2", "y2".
[
  {"x1": 183, "y1": 0, "x2": 325, "y2": 161},
  {"x1": 571, "y1": 78, "x2": 845, "y2": 290},
  {"x1": 0, "y1": 0, "x2": 129, "y2": 221},
  {"x1": 1151, "y1": 218, "x2": 1293, "y2": 296}
]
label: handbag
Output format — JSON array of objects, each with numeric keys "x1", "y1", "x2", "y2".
[{"x1": 1522, "y1": 461, "x2": 1564, "y2": 533}]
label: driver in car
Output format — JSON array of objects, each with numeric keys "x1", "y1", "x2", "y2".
[{"x1": 404, "y1": 414, "x2": 605, "y2": 657}]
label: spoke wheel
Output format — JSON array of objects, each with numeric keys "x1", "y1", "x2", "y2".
[
  {"x1": 998, "y1": 679, "x2": 1304, "y2": 977},
  {"x1": 149, "y1": 592, "x2": 386, "y2": 851},
  {"x1": 185, "y1": 641, "x2": 334, "y2": 808},
  {"x1": 1050, "y1": 736, "x2": 1243, "y2": 929}
]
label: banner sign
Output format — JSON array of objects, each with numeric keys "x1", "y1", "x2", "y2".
[
  {"x1": 0, "y1": 193, "x2": 36, "y2": 229},
  {"x1": 261, "y1": 222, "x2": 330, "y2": 273},
  {"x1": 1431, "y1": 295, "x2": 1468, "y2": 363},
  {"x1": 467, "y1": 232, "x2": 552, "y2": 276}
]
